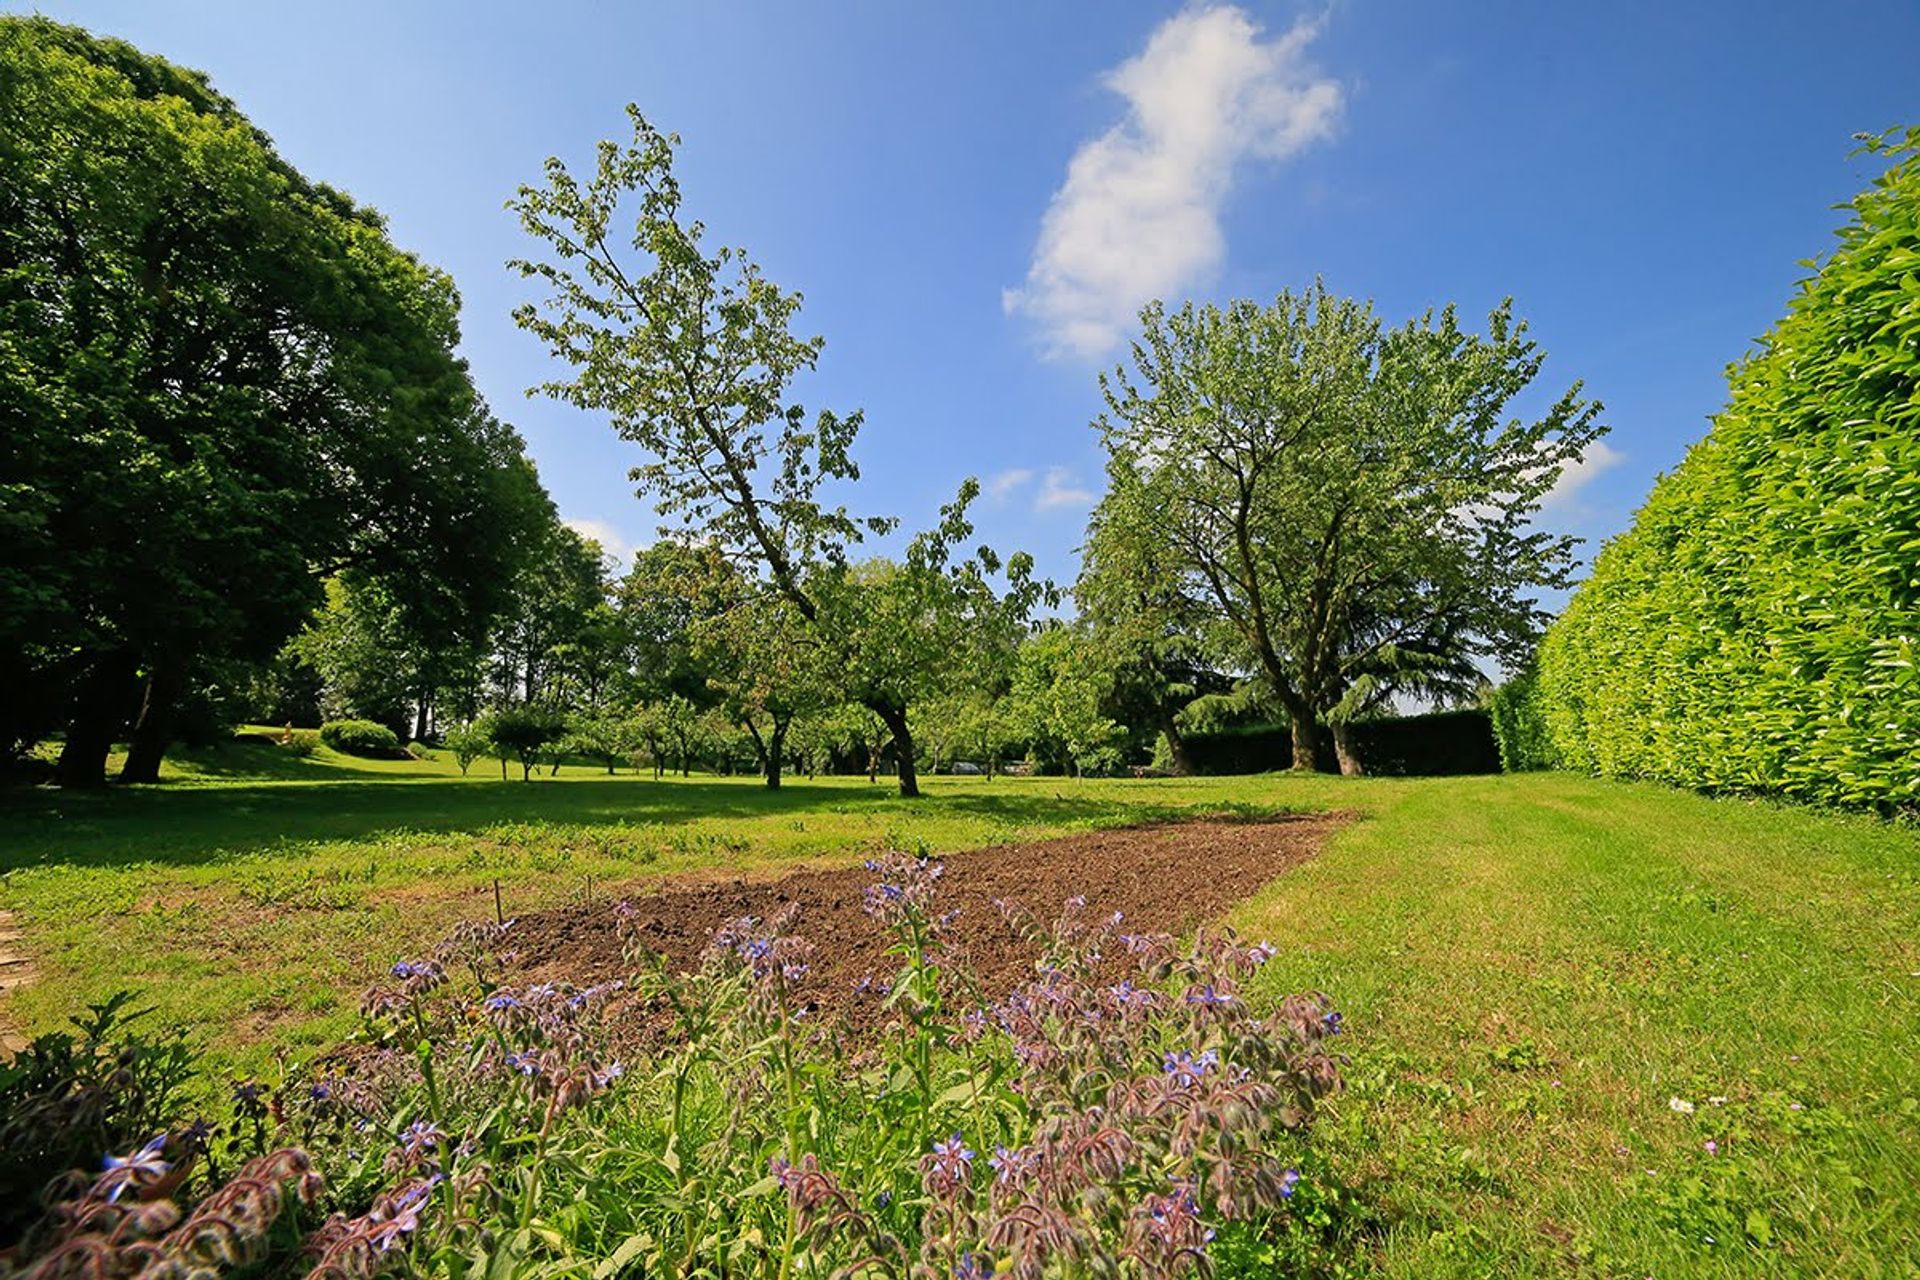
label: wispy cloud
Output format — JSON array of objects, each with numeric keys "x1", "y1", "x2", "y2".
[
  {"x1": 1539, "y1": 440, "x2": 1625, "y2": 512},
  {"x1": 1035, "y1": 467, "x2": 1096, "y2": 512},
  {"x1": 563, "y1": 516, "x2": 638, "y2": 570},
  {"x1": 1004, "y1": 5, "x2": 1342, "y2": 360},
  {"x1": 986, "y1": 466, "x2": 1035, "y2": 502}
]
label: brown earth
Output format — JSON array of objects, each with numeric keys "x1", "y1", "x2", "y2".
[{"x1": 507, "y1": 813, "x2": 1352, "y2": 1035}]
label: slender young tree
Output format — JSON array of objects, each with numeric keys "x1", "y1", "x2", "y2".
[
  {"x1": 1092, "y1": 285, "x2": 1605, "y2": 774},
  {"x1": 510, "y1": 108, "x2": 1041, "y2": 795}
]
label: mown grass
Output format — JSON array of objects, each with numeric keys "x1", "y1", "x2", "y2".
[{"x1": 1, "y1": 740, "x2": 1915, "y2": 1276}]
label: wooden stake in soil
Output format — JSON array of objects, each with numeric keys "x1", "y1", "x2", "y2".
[{"x1": 494, "y1": 878, "x2": 504, "y2": 926}]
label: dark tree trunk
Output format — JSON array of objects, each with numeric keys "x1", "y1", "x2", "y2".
[
  {"x1": 57, "y1": 653, "x2": 136, "y2": 788},
  {"x1": 120, "y1": 660, "x2": 186, "y2": 784},
  {"x1": 872, "y1": 702, "x2": 920, "y2": 798},
  {"x1": 1160, "y1": 711, "x2": 1194, "y2": 777},
  {"x1": 1332, "y1": 722, "x2": 1365, "y2": 776},
  {"x1": 1288, "y1": 712, "x2": 1323, "y2": 773},
  {"x1": 413, "y1": 697, "x2": 430, "y2": 744},
  {"x1": 764, "y1": 717, "x2": 788, "y2": 790}
]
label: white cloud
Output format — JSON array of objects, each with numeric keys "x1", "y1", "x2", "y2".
[
  {"x1": 1004, "y1": 5, "x2": 1342, "y2": 360},
  {"x1": 562, "y1": 516, "x2": 638, "y2": 569},
  {"x1": 986, "y1": 467, "x2": 1035, "y2": 502},
  {"x1": 1035, "y1": 467, "x2": 1096, "y2": 512},
  {"x1": 1539, "y1": 440, "x2": 1625, "y2": 511}
]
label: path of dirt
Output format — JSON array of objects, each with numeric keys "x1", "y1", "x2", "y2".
[
  {"x1": 0, "y1": 910, "x2": 33, "y2": 1053},
  {"x1": 509, "y1": 814, "x2": 1352, "y2": 1035}
]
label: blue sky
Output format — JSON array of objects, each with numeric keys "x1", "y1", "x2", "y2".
[{"x1": 19, "y1": 1, "x2": 1920, "y2": 589}]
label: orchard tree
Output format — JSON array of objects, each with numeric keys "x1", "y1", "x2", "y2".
[
  {"x1": 510, "y1": 108, "x2": 1041, "y2": 796},
  {"x1": 1092, "y1": 285, "x2": 1605, "y2": 774}
]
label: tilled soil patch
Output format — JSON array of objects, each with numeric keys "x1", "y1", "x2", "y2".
[{"x1": 508, "y1": 813, "x2": 1351, "y2": 1035}]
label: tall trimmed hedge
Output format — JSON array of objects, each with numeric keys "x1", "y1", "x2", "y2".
[
  {"x1": 1539, "y1": 128, "x2": 1920, "y2": 810},
  {"x1": 1487, "y1": 670, "x2": 1558, "y2": 772},
  {"x1": 1182, "y1": 710, "x2": 1499, "y2": 776}
]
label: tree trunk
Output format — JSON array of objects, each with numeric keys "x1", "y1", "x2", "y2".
[
  {"x1": 413, "y1": 697, "x2": 430, "y2": 744},
  {"x1": 1332, "y1": 722, "x2": 1365, "y2": 776},
  {"x1": 765, "y1": 718, "x2": 788, "y2": 790},
  {"x1": 872, "y1": 702, "x2": 920, "y2": 798},
  {"x1": 120, "y1": 660, "x2": 185, "y2": 784},
  {"x1": 1160, "y1": 711, "x2": 1194, "y2": 776},
  {"x1": 1288, "y1": 713, "x2": 1323, "y2": 773},
  {"x1": 57, "y1": 653, "x2": 135, "y2": 788}
]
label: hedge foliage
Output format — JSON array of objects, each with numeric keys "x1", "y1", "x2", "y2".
[
  {"x1": 1182, "y1": 710, "x2": 1499, "y2": 776},
  {"x1": 1539, "y1": 128, "x2": 1920, "y2": 810},
  {"x1": 1487, "y1": 670, "x2": 1558, "y2": 772},
  {"x1": 318, "y1": 719, "x2": 401, "y2": 757}
]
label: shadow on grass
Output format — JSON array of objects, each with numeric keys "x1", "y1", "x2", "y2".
[{"x1": 0, "y1": 774, "x2": 1314, "y2": 874}]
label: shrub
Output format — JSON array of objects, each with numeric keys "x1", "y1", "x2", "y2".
[
  {"x1": 1539, "y1": 128, "x2": 1920, "y2": 811},
  {"x1": 283, "y1": 729, "x2": 320, "y2": 758},
  {"x1": 1486, "y1": 670, "x2": 1557, "y2": 772},
  {"x1": 318, "y1": 718, "x2": 401, "y2": 757}
]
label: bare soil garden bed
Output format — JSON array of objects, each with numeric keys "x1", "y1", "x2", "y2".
[{"x1": 506, "y1": 813, "x2": 1351, "y2": 1035}]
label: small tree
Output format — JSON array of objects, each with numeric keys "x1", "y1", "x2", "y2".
[
  {"x1": 443, "y1": 722, "x2": 491, "y2": 776},
  {"x1": 510, "y1": 108, "x2": 1043, "y2": 796},
  {"x1": 487, "y1": 707, "x2": 566, "y2": 782}
]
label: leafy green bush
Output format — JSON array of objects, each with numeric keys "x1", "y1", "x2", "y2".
[
  {"x1": 284, "y1": 729, "x2": 320, "y2": 758},
  {"x1": 1487, "y1": 670, "x2": 1557, "y2": 772},
  {"x1": 318, "y1": 718, "x2": 401, "y2": 757},
  {"x1": 1539, "y1": 128, "x2": 1920, "y2": 811}
]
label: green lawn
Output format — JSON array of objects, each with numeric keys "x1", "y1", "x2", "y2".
[{"x1": 1, "y1": 742, "x2": 1915, "y2": 1276}]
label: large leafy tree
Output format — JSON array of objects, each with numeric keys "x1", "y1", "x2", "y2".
[
  {"x1": 0, "y1": 19, "x2": 546, "y2": 783},
  {"x1": 1093, "y1": 285, "x2": 1604, "y2": 773},
  {"x1": 511, "y1": 108, "x2": 1039, "y2": 795}
]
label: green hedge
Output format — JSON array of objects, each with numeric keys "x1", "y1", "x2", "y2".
[
  {"x1": 1538, "y1": 128, "x2": 1920, "y2": 811},
  {"x1": 1182, "y1": 710, "x2": 1499, "y2": 776},
  {"x1": 1487, "y1": 670, "x2": 1558, "y2": 772},
  {"x1": 318, "y1": 718, "x2": 401, "y2": 757}
]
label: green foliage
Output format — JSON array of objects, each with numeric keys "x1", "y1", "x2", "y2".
[
  {"x1": 0, "y1": 992, "x2": 195, "y2": 1246},
  {"x1": 1539, "y1": 128, "x2": 1920, "y2": 810},
  {"x1": 1486, "y1": 669, "x2": 1558, "y2": 772},
  {"x1": 318, "y1": 719, "x2": 401, "y2": 758},
  {"x1": 284, "y1": 729, "x2": 320, "y2": 759}
]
